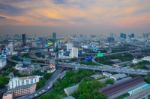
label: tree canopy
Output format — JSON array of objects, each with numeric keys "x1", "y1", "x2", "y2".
[
  {"x1": 73, "y1": 78, "x2": 107, "y2": 99},
  {"x1": 0, "y1": 75, "x2": 9, "y2": 88}
]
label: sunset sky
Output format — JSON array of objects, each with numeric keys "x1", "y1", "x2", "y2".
[{"x1": 0, "y1": 0, "x2": 150, "y2": 35}]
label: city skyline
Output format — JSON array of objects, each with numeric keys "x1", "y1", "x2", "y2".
[{"x1": 0, "y1": 0, "x2": 150, "y2": 35}]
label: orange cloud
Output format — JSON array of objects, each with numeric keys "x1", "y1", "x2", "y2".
[{"x1": 0, "y1": 0, "x2": 149, "y2": 29}]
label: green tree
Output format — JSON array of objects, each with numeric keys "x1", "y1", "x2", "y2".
[
  {"x1": 0, "y1": 75, "x2": 9, "y2": 88},
  {"x1": 144, "y1": 76, "x2": 150, "y2": 83},
  {"x1": 105, "y1": 79, "x2": 114, "y2": 84},
  {"x1": 36, "y1": 73, "x2": 52, "y2": 90},
  {"x1": 39, "y1": 70, "x2": 95, "y2": 99},
  {"x1": 44, "y1": 73, "x2": 52, "y2": 80},
  {"x1": 36, "y1": 78, "x2": 47, "y2": 90},
  {"x1": 73, "y1": 79, "x2": 107, "y2": 99}
]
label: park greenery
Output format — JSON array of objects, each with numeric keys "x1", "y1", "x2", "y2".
[
  {"x1": 73, "y1": 78, "x2": 107, "y2": 99},
  {"x1": 39, "y1": 70, "x2": 95, "y2": 99},
  {"x1": 132, "y1": 61, "x2": 150, "y2": 70},
  {"x1": 96, "y1": 53, "x2": 133, "y2": 65}
]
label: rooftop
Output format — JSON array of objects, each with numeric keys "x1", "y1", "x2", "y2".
[{"x1": 101, "y1": 77, "x2": 145, "y2": 98}]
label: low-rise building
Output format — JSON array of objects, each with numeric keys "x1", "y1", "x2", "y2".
[
  {"x1": 142, "y1": 56, "x2": 150, "y2": 62},
  {"x1": 101, "y1": 77, "x2": 150, "y2": 99},
  {"x1": 132, "y1": 56, "x2": 150, "y2": 64},
  {"x1": 102, "y1": 72, "x2": 112, "y2": 77},
  {"x1": 8, "y1": 76, "x2": 40, "y2": 89},
  {"x1": 91, "y1": 74, "x2": 103, "y2": 80},
  {"x1": 2, "y1": 91, "x2": 13, "y2": 99},
  {"x1": 3, "y1": 84, "x2": 36, "y2": 98},
  {"x1": 110, "y1": 74, "x2": 127, "y2": 81}
]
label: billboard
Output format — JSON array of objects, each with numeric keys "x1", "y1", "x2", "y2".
[
  {"x1": 96, "y1": 53, "x2": 105, "y2": 57},
  {"x1": 85, "y1": 56, "x2": 93, "y2": 61}
]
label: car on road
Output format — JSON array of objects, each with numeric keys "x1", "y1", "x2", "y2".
[
  {"x1": 47, "y1": 86, "x2": 50, "y2": 89},
  {"x1": 34, "y1": 93, "x2": 38, "y2": 97},
  {"x1": 42, "y1": 89, "x2": 45, "y2": 92}
]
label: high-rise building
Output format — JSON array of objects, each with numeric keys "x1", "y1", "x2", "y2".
[
  {"x1": 107, "y1": 37, "x2": 115, "y2": 43},
  {"x1": 22, "y1": 34, "x2": 26, "y2": 46},
  {"x1": 52, "y1": 32, "x2": 56, "y2": 42},
  {"x1": 128, "y1": 33, "x2": 135, "y2": 39},
  {"x1": 130, "y1": 33, "x2": 135, "y2": 38},
  {"x1": 70, "y1": 47, "x2": 78, "y2": 58},
  {"x1": 7, "y1": 42, "x2": 14, "y2": 55},
  {"x1": 143, "y1": 33, "x2": 150, "y2": 40},
  {"x1": 120, "y1": 33, "x2": 127, "y2": 39}
]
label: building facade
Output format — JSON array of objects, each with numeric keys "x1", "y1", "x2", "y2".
[
  {"x1": 70, "y1": 47, "x2": 78, "y2": 58},
  {"x1": 8, "y1": 76, "x2": 40, "y2": 89}
]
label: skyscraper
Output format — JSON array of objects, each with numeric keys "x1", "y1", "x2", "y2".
[
  {"x1": 22, "y1": 34, "x2": 26, "y2": 46},
  {"x1": 128, "y1": 33, "x2": 135, "y2": 39},
  {"x1": 120, "y1": 33, "x2": 126, "y2": 39},
  {"x1": 52, "y1": 32, "x2": 56, "y2": 42}
]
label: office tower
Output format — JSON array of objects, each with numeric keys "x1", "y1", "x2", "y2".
[
  {"x1": 107, "y1": 37, "x2": 115, "y2": 43},
  {"x1": 52, "y1": 32, "x2": 56, "y2": 42},
  {"x1": 143, "y1": 33, "x2": 150, "y2": 40},
  {"x1": 120, "y1": 33, "x2": 127, "y2": 39},
  {"x1": 7, "y1": 42, "x2": 14, "y2": 55},
  {"x1": 22, "y1": 34, "x2": 26, "y2": 46},
  {"x1": 70, "y1": 47, "x2": 78, "y2": 58},
  {"x1": 130, "y1": 33, "x2": 135, "y2": 38},
  {"x1": 128, "y1": 33, "x2": 135, "y2": 39}
]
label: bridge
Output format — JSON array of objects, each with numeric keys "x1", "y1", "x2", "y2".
[{"x1": 59, "y1": 63, "x2": 150, "y2": 76}]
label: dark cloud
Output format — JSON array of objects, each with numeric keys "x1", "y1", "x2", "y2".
[
  {"x1": 0, "y1": 16, "x2": 6, "y2": 20},
  {"x1": 0, "y1": 3, "x2": 24, "y2": 15},
  {"x1": 53, "y1": 0, "x2": 66, "y2": 4},
  {"x1": 0, "y1": 0, "x2": 30, "y2": 3}
]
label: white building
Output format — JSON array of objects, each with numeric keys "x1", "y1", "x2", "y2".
[
  {"x1": 66, "y1": 43, "x2": 73, "y2": 51},
  {"x1": 0, "y1": 56, "x2": 7, "y2": 69},
  {"x1": 7, "y1": 42, "x2": 14, "y2": 55},
  {"x1": 142, "y1": 56, "x2": 150, "y2": 62},
  {"x1": 8, "y1": 76, "x2": 41, "y2": 89},
  {"x1": 70, "y1": 47, "x2": 78, "y2": 58},
  {"x1": 132, "y1": 59, "x2": 141, "y2": 64},
  {"x1": 103, "y1": 72, "x2": 112, "y2": 77},
  {"x1": 132, "y1": 56, "x2": 150, "y2": 64},
  {"x1": 110, "y1": 74, "x2": 127, "y2": 81},
  {"x1": 102, "y1": 72, "x2": 127, "y2": 81}
]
